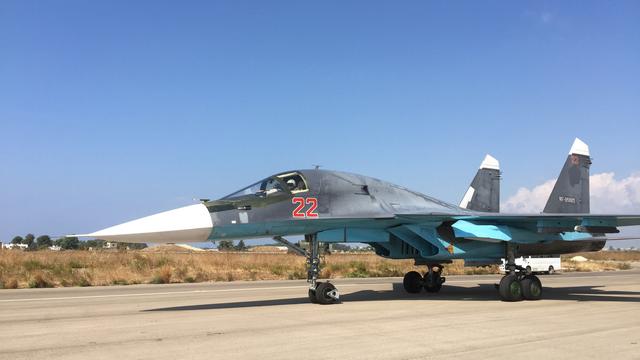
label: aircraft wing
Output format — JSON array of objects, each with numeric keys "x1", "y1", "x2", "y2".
[
  {"x1": 396, "y1": 213, "x2": 640, "y2": 242},
  {"x1": 459, "y1": 213, "x2": 640, "y2": 227},
  {"x1": 400, "y1": 213, "x2": 640, "y2": 227}
]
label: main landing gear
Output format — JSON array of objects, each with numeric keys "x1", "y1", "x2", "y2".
[
  {"x1": 498, "y1": 273, "x2": 542, "y2": 301},
  {"x1": 499, "y1": 245, "x2": 542, "y2": 302},
  {"x1": 402, "y1": 265, "x2": 446, "y2": 294}
]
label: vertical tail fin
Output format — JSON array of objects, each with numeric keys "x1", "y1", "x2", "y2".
[
  {"x1": 459, "y1": 154, "x2": 501, "y2": 212},
  {"x1": 543, "y1": 138, "x2": 591, "y2": 214}
]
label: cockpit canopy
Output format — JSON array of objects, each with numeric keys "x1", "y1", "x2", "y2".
[{"x1": 222, "y1": 172, "x2": 309, "y2": 200}]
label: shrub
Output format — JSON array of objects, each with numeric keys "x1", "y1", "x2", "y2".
[
  {"x1": 151, "y1": 266, "x2": 172, "y2": 284},
  {"x1": 23, "y1": 259, "x2": 45, "y2": 271},
  {"x1": 270, "y1": 265, "x2": 286, "y2": 276},
  {"x1": 68, "y1": 260, "x2": 85, "y2": 269},
  {"x1": 155, "y1": 256, "x2": 171, "y2": 267},
  {"x1": 6, "y1": 279, "x2": 19, "y2": 289},
  {"x1": 132, "y1": 254, "x2": 151, "y2": 271},
  {"x1": 347, "y1": 261, "x2": 369, "y2": 278},
  {"x1": 29, "y1": 273, "x2": 53, "y2": 288},
  {"x1": 289, "y1": 269, "x2": 306, "y2": 280},
  {"x1": 74, "y1": 276, "x2": 91, "y2": 287}
]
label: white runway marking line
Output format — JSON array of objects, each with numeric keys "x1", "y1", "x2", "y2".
[
  {"x1": 0, "y1": 284, "x2": 358, "y2": 303},
  {"x1": 0, "y1": 273, "x2": 632, "y2": 303}
]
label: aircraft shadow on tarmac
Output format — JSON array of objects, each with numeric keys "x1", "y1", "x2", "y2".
[{"x1": 144, "y1": 283, "x2": 640, "y2": 312}]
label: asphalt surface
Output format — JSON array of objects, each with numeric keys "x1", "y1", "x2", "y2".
[{"x1": 1, "y1": 270, "x2": 639, "y2": 360}]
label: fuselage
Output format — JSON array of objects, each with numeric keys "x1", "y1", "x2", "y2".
[
  {"x1": 78, "y1": 168, "x2": 605, "y2": 264},
  {"x1": 204, "y1": 169, "x2": 604, "y2": 264},
  {"x1": 207, "y1": 169, "x2": 464, "y2": 239}
]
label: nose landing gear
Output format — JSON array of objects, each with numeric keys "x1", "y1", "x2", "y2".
[
  {"x1": 274, "y1": 234, "x2": 339, "y2": 304},
  {"x1": 304, "y1": 234, "x2": 339, "y2": 304}
]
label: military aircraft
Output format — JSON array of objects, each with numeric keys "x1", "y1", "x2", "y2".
[{"x1": 75, "y1": 138, "x2": 640, "y2": 303}]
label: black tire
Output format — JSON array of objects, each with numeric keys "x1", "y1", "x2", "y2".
[
  {"x1": 525, "y1": 266, "x2": 532, "y2": 275},
  {"x1": 521, "y1": 275, "x2": 542, "y2": 300},
  {"x1": 403, "y1": 271, "x2": 423, "y2": 293},
  {"x1": 424, "y1": 272, "x2": 443, "y2": 293},
  {"x1": 315, "y1": 282, "x2": 338, "y2": 304},
  {"x1": 498, "y1": 274, "x2": 523, "y2": 302},
  {"x1": 548, "y1": 266, "x2": 555, "y2": 275},
  {"x1": 425, "y1": 283, "x2": 443, "y2": 293}
]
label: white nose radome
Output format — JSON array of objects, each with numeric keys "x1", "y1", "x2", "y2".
[{"x1": 73, "y1": 204, "x2": 213, "y2": 243}]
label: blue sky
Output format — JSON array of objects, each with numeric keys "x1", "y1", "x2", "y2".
[{"x1": 1, "y1": 1, "x2": 639, "y2": 246}]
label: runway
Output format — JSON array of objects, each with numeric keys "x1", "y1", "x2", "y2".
[{"x1": 1, "y1": 270, "x2": 639, "y2": 360}]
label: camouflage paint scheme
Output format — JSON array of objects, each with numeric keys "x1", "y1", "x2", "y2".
[
  {"x1": 202, "y1": 161, "x2": 634, "y2": 265},
  {"x1": 77, "y1": 139, "x2": 640, "y2": 267}
]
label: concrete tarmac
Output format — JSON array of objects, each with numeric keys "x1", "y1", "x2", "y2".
[{"x1": 1, "y1": 270, "x2": 639, "y2": 360}]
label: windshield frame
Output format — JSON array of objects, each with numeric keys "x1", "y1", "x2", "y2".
[
  {"x1": 276, "y1": 172, "x2": 310, "y2": 195},
  {"x1": 221, "y1": 176, "x2": 290, "y2": 200},
  {"x1": 220, "y1": 172, "x2": 311, "y2": 200}
]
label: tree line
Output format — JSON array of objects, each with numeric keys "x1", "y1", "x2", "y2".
[{"x1": 7, "y1": 234, "x2": 147, "y2": 251}]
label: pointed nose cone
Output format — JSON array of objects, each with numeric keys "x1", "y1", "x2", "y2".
[{"x1": 74, "y1": 204, "x2": 213, "y2": 243}]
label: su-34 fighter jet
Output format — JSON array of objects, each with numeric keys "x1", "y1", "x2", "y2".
[{"x1": 74, "y1": 138, "x2": 640, "y2": 303}]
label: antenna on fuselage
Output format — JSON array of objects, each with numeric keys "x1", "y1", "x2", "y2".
[{"x1": 313, "y1": 164, "x2": 322, "y2": 170}]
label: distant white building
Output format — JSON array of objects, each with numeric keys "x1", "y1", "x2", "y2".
[
  {"x1": 2, "y1": 243, "x2": 28, "y2": 250},
  {"x1": 48, "y1": 245, "x2": 62, "y2": 251},
  {"x1": 248, "y1": 246, "x2": 289, "y2": 253}
]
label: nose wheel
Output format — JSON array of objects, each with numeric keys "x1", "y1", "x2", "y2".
[{"x1": 311, "y1": 282, "x2": 339, "y2": 304}]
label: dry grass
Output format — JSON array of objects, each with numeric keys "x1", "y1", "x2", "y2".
[
  {"x1": 563, "y1": 260, "x2": 632, "y2": 272},
  {"x1": 0, "y1": 250, "x2": 633, "y2": 289},
  {"x1": 562, "y1": 251, "x2": 640, "y2": 262}
]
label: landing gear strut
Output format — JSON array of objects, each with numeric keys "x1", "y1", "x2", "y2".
[
  {"x1": 305, "y1": 234, "x2": 339, "y2": 304},
  {"x1": 499, "y1": 244, "x2": 542, "y2": 301},
  {"x1": 424, "y1": 264, "x2": 445, "y2": 293},
  {"x1": 273, "y1": 234, "x2": 339, "y2": 304},
  {"x1": 402, "y1": 264, "x2": 446, "y2": 294}
]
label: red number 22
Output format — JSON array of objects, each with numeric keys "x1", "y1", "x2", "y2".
[{"x1": 292, "y1": 197, "x2": 318, "y2": 218}]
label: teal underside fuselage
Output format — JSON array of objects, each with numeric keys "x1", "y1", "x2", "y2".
[{"x1": 209, "y1": 217, "x2": 604, "y2": 264}]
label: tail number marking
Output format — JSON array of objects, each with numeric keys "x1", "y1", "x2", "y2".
[{"x1": 292, "y1": 197, "x2": 319, "y2": 218}]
